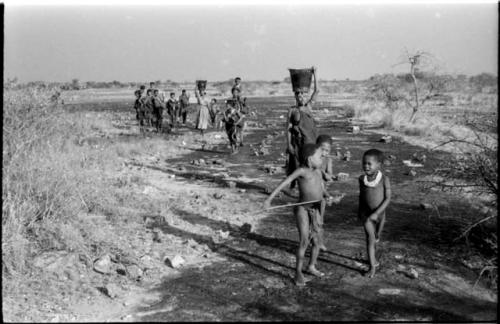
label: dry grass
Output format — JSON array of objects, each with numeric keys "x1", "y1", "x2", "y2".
[{"x1": 2, "y1": 88, "x2": 148, "y2": 285}]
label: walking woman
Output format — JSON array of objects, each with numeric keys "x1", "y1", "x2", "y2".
[
  {"x1": 194, "y1": 85, "x2": 210, "y2": 136},
  {"x1": 286, "y1": 66, "x2": 319, "y2": 191}
]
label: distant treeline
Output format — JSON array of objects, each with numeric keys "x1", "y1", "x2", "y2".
[{"x1": 4, "y1": 73, "x2": 497, "y2": 93}]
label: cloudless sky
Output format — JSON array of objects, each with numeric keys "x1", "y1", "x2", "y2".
[{"x1": 4, "y1": 4, "x2": 498, "y2": 82}]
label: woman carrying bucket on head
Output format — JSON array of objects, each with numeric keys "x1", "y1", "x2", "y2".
[
  {"x1": 194, "y1": 80, "x2": 210, "y2": 136},
  {"x1": 286, "y1": 66, "x2": 319, "y2": 193}
]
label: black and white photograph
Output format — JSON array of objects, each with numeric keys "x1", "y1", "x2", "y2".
[{"x1": 2, "y1": 0, "x2": 498, "y2": 321}]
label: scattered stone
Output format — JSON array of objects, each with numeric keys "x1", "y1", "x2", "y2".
[
  {"x1": 336, "y1": 172, "x2": 349, "y2": 181},
  {"x1": 177, "y1": 166, "x2": 187, "y2": 172},
  {"x1": 378, "y1": 288, "x2": 401, "y2": 295},
  {"x1": 213, "y1": 193, "x2": 224, "y2": 199},
  {"x1": 126, "y1": 265, "x2": 143, "y2": 280},
  {"x1": 238, "y1": 189, "x2": 246, "y2": 193},
  {"x1": 152, "y1": 229, "x2": 162, "y2": 242},
  {"x1": 279, "y1": 115, "x2": 285, "y2": 119},
  {"x1": 394, "y1": 254, "x2": 404, "y2": 260},
  {"x1": 102, "y1": 283, "x2": 122, "y2": 299},
  {"x1": 198, "y1": 158, "x2": 206, "y2": 165},
  {"x1": 407, "y1": 169, "x2": 417, "y2": 177},
  {"x1": 420, "y1": 203, "x2": 433, "y2": 210},
  {"x1": 411, "y1": 152, "x2": 427, "y2": 164},
  {"x1": 259, "y1": 148, "x2": 270, "y2": 156},
  {"x1": 214, "y1": 134, "x2": 222, "y2": 139},
  {"x1": 388, "y1": 154, "x2": 396, "y2": 160},
  {"x1": 407, "y1": 268, "x2": 419, "y2": 279},
  {"x1": 226, "y1": 181, "x2": 237, "y2": 188},
  {"x1": 264, "y1": 187, "x2": 272, "y2": 194},
  {"x1": 164, "y1": 255, "x2": 185, "y2": 269},
  {"x1": 140, "y1": 255, "x2": 156, "y2": 270},
  {"x1": 402, "y1": 160, "x2": 424, "y2": 168},
  {"x1": 240, "y1": 223, "x2": 252, "y2": 233},
  {"x1": 213, "y1": 159, "x2": 225, "y2": 165},
  {"x1": 93, "y1": 255, "x2": 113, "y2": 274},
  {"x1": 168, "y1": 174, "x2": 176, "y2": 179},
  {"x1": 347, "y1": 125, "x2": 360, "y2": 134},
  {"x1": 218, "y1": 230, "x2": 230, "y2": 240},
  {"x1": 380, "y1": 135, "x2": 392, "y2": 143}
]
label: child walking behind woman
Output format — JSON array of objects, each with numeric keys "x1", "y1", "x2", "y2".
[
  {"x1": 264, "y1": 143, "x2": 332, "y2": 286},
  {"x1": 358, "y1": 149, "x2": 391, "y2": 278}
]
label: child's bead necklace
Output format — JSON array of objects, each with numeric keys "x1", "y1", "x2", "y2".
[{"x1": 363, "y1": 170, "x2": 382, "y2": 187}]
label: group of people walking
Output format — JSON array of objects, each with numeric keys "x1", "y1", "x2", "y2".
[
  {"x1": 133, "y1": 82, "x2": 191, "y2": 134},
  {"x1": 133, "y1": 78, "x2": 248, "y2": 154}
]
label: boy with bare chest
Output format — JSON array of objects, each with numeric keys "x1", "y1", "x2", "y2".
[{"x1": 264, "y1": 143, "x2": 330, "y2": 286}]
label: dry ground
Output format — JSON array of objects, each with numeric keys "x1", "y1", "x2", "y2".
[{"x1": 2, "y1": 91, "x2": 497, "y2": 322}]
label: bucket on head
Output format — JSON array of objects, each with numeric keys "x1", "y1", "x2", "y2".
[
  {"x1": 288, "y1": 68, "x2": 313, "y2": 93},
  {"x1": 196, "y1": 80, "x2": 207, "y2": 92}
]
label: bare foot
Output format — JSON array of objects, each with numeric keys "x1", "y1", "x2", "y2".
[
  {"x1": 365, "y1": 262, "x2": 380, "y2": 278},
  {"x1": 294, "y1": 273, "x2": 306, "y2": 286},
  {"x1": 307, "y1": 266, "x2": 325, "y2": 277}
]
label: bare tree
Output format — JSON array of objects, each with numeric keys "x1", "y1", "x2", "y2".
[{"x1": 392, "y1": 49, "x2": 444, "y2": 123}]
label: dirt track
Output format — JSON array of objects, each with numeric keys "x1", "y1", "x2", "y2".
[{"x1": 64, "y1": 96, "x2": 497, "y2": 321}]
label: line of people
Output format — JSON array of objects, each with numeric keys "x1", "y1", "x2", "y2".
[{"x1": 133, "y1": 78, "x2": 248, "y2": 155}]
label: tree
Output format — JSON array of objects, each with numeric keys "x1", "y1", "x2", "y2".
[{"x1": 391, "y1": 49, "x2": 446, "y2": 123}]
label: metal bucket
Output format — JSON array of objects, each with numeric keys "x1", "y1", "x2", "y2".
[
  {"x1": 288, "y1": 68, "x2": 313, "y2": 93},
  {"x1": 196, "y1": 80, "x2": 207, "y2": 92}
]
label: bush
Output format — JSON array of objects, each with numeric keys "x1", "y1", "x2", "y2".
[{"x1": 2, "y1": 87, "x2": 116, "y2": 276}]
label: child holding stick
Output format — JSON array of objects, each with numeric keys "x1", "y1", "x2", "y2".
[{"x1": 264, "y1": 143, "x2": 333, "y2": 286}]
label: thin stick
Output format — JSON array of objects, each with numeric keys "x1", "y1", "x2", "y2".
[{"x1": 250, "y1": 200, "x2": 322, "y2": 215}]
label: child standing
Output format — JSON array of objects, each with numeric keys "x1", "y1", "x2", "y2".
[
  {"x1": 143, "y1": 89, "x2": 154, "y2": 127},
  {"x1": 358, "y1": 149, "x2": 391, "y2": 278},
  {"x1": 209, "y1": 99, "x2": 219, "y2": 127},
  {"x1": 316, "y1": 134, "x2": 335, "y2": 251},
  {"x1": 133, "y1": 90, "x2": 142, "y2": 121},
  {"x1": 166, "y1": 92, "x2": 178, "y2": 128},
  {"x1": 152, "y1": 89, "x2": 165, "y2": 133},
  {"x1": 264, "y1": 143, "x2": 332, "y2": 286},
  {"x1": 223, "y1": 104, "x2": 240, "y2": 154},
  {"x1": 178, "y1": 89, "x2": 190, "y2": 125}
]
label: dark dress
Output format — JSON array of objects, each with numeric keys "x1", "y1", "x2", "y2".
[{"x1": 287, "y1": 106, "x2": 318, "y2": 177}]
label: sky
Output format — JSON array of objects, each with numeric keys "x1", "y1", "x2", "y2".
[{"x1": 4, "y1": 3, "x2": 498, "y2": 82}]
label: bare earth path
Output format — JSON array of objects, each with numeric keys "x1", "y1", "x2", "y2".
[{"x1": 64, "y1": 96, "x2": 496, "y2": 322}]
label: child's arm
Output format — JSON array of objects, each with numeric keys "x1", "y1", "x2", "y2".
[
  {"x1": 285, "y1": 109, "x2": 294, "y2": 155},
  {"x1": 358, "y1": 176, "x2": 364, "y2": 218},
  {"x1": 322, "y1": 158, "x2": 334, "y2": 181},
  {"x1": 369, "y1": 176, "x2": 392, "y2": 220},
  {"x1": 263, "y1": 168, "x2": 304, "y2": 209},
  {"x1": 306, "y1": 66, "x2": 319, "y2": 106}
]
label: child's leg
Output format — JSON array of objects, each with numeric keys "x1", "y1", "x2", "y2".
[
  {"x1": 375, "y1": 212, "x2": 386, "y2": 242},
  {"x1": 318, "y1": 199, "x2": 327, "y2": 251},
  {"x1": 239, "y1": 126, "x2": 244, "y2": 146},
  {"x1": 295, "y1": 206, "x2": 310, "y2": 286},
  {"x1": 364, "y1": 219, "x2": 379, "y2": 278},
  {"x1": 307, "y1": 209, "x2": 325, "y2": 277}
]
